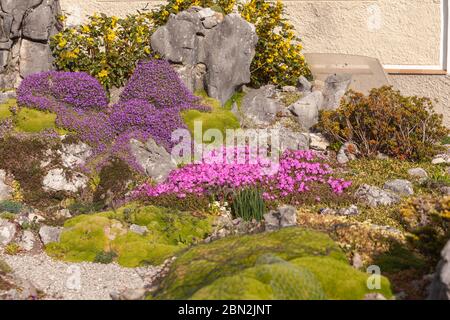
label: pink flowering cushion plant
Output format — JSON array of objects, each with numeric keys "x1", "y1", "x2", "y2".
[{"x1": 136, "y1": 148, "x2": 352, "y2": 207}]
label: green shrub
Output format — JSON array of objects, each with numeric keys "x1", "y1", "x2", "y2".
[
  {"x1": 231, "y1": 187, "x2": 266, "y2": 221},
  {"x1": 316, "y1": 86, "x2": 449, "y2": 161},
  {"x1": 51, "y1": 13, "x2": 154, "y2": 90}
]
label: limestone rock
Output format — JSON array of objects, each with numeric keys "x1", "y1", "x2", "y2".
[
  {"x1": 19, "y1": 38, "x2": 53, "y2": 78},
  {"x1": 383, "y1": 179, "x2": 414, "y2": 196},
  {"x1": 309, "y1": 133, "x2": 330, "y2": 151},
  {"x1": 408, "y1": 168, "x2": 428, "y2": 180},
  {"x1": 130, "y1": 224, "x2": 148, "y2": 236},
  {"x1": 42, "y1": 168, "x2": 88, "y2": 193},
  {"x1": 0, "y1": 218, "x2": 16, "y2": 246},
  {"x1": 337, "y1": 142, "x2": 359, "y2": 164},
  {"x1": 0, "y1": 169, "x2": 12, "y2": 201},
  {"x1": 60, "y1": 141, "x2": 92, "y2": 169},
  {"x1": 151, "y1": 8, "x2": 258, "y2": 104},
  {"x1": 238, "y1": 85, "x2": 283, "y2": 127},
  {"x1": 297, "y1": 76, "x2": 312, "y2": 93},
  {"x1": 428, "y1": 240, "x2": 450, "y2": 300},
  {"x1": 18, "y1": 230, "x2": 37, "y2": 252},
  {"x1": 129, "y1": 138, "x2": 177, "y2": 183},
  {"x1": 432, "y1": 154, "x2": 450, "y2": 165},
  {"x1": 264, "y1": 205, "x2": 297, "y2": 231},
  {"x1": 321, "y1": 73, "x2": 352, "y2": 110},
  {"x1": 280, "y1": 130, "x2": 310, "y2": 152},
  {"x1": 288, "y1": 91, "x2": 323, "y2": 130},
  {"x1": 355, "y1": 184, "x2": 400, "y2": 207},
  {"x1": 38, "y1": 225, "x2": 62, "y2": 245}
]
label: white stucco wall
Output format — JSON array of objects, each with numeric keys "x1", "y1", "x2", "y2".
[{"x1": 59, "y1": 0, "x2": 449, "y2": 126}]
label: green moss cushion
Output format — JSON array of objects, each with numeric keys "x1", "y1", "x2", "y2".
[
  {"x1": 152, "y1": 228, "x2": 393, "y2": 300},
  {"x1": 46, "y1": 204, "x2": 213, "y2": 267}
]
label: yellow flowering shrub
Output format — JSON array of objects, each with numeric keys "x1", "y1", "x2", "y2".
[
  {"x1": 51, "y1": 13, "x2": 154, "y2": 90},
  {"x1": 151, "y1": 0, "x2": 311, "y2": 87}
]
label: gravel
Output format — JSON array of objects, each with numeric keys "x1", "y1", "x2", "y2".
[{"x1": 1, "y1": 253, "x2": 161, "y2": 300}]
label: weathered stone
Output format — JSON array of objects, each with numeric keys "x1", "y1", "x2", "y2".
[
  {"x1": 238, "y1": 85, "x2": 283, "y2": 127},
  {"x1": 18, "y1": 230, "x2": 36, "y2": 252},
  {"x1": 321, "y1": 73, "x2": 352, "y2": 110},
  {"x1": 288, "y1": 91, "x2": 323, "y2": 130},
  {"x1": 428, "y1": 240, "x2": 450, "y2": 300},
  {"x1": 309, "y1": 133, "x2": 330, "y2": 151},
  {"x1": 0, "y1": 218, "x2": 16, "y2": 246},
  {"x1": 338, "y1": 205, "x2": 359, "y2": 216},
  {"x1": 278, "y1": 205, "x2": 297, "y2": 228},
  {"x1": 352, "y1": 253, "x2": 363, "y2": 269},
  {"x1": 383, "y1": 179, "x2": 414, "y2": 196},
  {"x1": 151, "y1": 9, "x2": 257, "y2": 104},
  {"x1": 264, "y1": 205, "x2": 297, "y2": 231},
  {"x1": 355, "y1": 184, "x2": 400, "y2": 207},
  {"x1": 129, "y1": 138, "x2": 177, "y2": 183},
  {"x1": 432, "y1": 154, "x2": 450, "y2": 165},
  {"x1": 42, "y1": 168, "x2": 88, "y2": 193},
  {"x1": 407, "y1": 168, "x2": 428, "y2": 180},
  {"x1": 130, "y1": 224, "x2": 148, "y2": 236},
  {"x1": 0, "y1": 0, "x2": 61, "y2": 89},
  {"x1": 172, "y1": 63, "x2": 206, "y2": 94},
  {"x1": 280, "y1": 129, "x2": 310, "y2": 152},
  {"x1": 60, "y1": 141, "x2": 92, "y2": 169},
  {"x1": 19, "y1": 39, "x2": 53, "y2": 78},
  {"x1": 0, "y1": 169, "x2": 12, "y2": 201},
  {"x1": 337, "y1": 142, "x2": 359, "y2": 164},
  {"x1": 297, "y1": 76, "x2": 312, "y2": 93},
  {"x1": 38, "y1": 225, "x2": 62, "y2": 245},
  {"x1": 22, "y1": 1, "x2": 59, "y2": 41}
]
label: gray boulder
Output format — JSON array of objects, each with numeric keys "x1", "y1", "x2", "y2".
[
  {"x1": 38, "y1": 225, "x2": 62, "y2": 245},
  {"x1": 0, "y1": 0, "x2": 61, "y2": 89},
  {"x1": 238, "y1": 85, "x2": 283, "y2": 127},
  {"x1": 408, "y1": 168, "x2": 428, "y2": 180},
  {"x1": 129, "y1": 138, "x2": 177, "y2": 183},
  {"x1": 297, "y1": 76, "x2": 312, "y2": 93},
  {"x1": 60, "y1": 141, "x2": 92, "y2": 169},
  {"x1": 383, "y1": 179, "x2": 414, "y2": 196},
  {"x1": 279, "y1": 129, "x2": 310, "y2": 152},
  {"x1": 18, "y1": 230, "x2": 37, "y2": 252},
  {"x1": 428, "y1": 240, "x2": 450, "y2": 300},
  {"x1": 337, "y1": 142, "x2": 359, "y2": 164},
  {"x1": 42, "y1": 168, "x2": 88, "y2": 193},
  {"x1": 309, "y1": 133, "x2": 330, "y2": 151},
  {"x1": 151, "y1": 8, "x2": 258, "y2": 104},
  {"x1": 321, "y1": 73, "x2": 352, "y2": 110},
  {"x1": 0, "y1": 218, "x2": 16, "y2": 246},
  {"x1": 264, "y1": 205, "x2": 297, "y2": 231},
  {"x1": 355, "y1": 184, "x2": 400, "y2": 207},
  {"x1": 288, "y1": 91, "x2": 323, "y2": 130},
  {"x1": 432, "y1": 154, "x2": 450, "y2": 165},
  {"x1": 0, "y1": 169, "x2": 12, "y2": 201}
]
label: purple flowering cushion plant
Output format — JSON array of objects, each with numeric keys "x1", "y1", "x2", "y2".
[{"x1": 17, "y1": 71, "x2": 108, "y2": 111}]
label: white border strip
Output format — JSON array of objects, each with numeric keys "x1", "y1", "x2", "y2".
[{"x1": 383, "y1": 0, "x2": 449, "y2": 74}]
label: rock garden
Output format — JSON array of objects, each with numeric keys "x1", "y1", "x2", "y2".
[{"x1": 0, "y1": 0, "x2": 449, "y2": 300}]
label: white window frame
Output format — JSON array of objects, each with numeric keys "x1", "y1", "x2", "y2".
[{"x1": 384, "y1": 0, "x2": 449, "y2": 75}]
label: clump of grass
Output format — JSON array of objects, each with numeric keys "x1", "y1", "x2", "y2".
[
  {"x1": 5, "y1": 243, "x2": 21, "y2": 255},
  {"x1": 94, "y1": 251, "x2": 117, "y2": 264},
  {"x1": 0, "y1": 200, "x2": 23, "y2": 214},
  {"x1": 224, "y1": 91, "x2": 246, "y2": 110},
  {"x1": 231, "y1": 187, "x2": 266, "y2": 222}
]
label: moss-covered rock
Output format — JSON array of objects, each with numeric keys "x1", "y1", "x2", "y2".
[
  {"x1": 151, "y1": 227, "x2": 392, "y2": 300},
  {"x1": 46, "y1": 204, "x2": 214, "y2": 267}
]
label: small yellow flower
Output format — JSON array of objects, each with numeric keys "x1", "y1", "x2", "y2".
[
  {"x1": 58, "y1": 38, "x2": 67, "y2": 49},
  {"x1": 98, "y1": 69, "x2": 109, "y2": 79},
  {"x1": 82, "y1": 25, "x2": 91, "y2": 33},
  {"x1": 106, "y1": 30, "x2": 116, "y2": 42}
]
